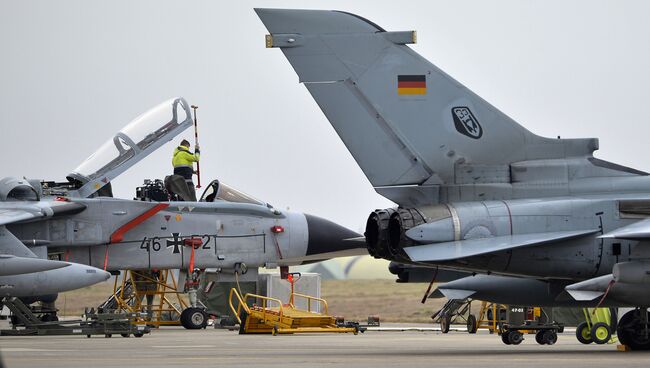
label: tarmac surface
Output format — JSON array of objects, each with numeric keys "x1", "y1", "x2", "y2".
[{"x1": 1, "y1": 324, "x2": 649, "y2": 368}]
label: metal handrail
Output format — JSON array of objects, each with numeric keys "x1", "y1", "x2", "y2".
[
  {"x1": 244, "y1": 293, "x2": 284, "y2": 323},
  {"x1": 291, "y1": 292, "x2": 329, "y2": 314},
  {"x1": 228, "y1": 288, "x2": 250, "y2": 324}
]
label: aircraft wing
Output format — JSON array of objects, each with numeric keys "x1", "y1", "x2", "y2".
[
  {"x1": 0, "y1": 254, "x2": 69, "y2": 276},
  {"x1": 600, "y1": 218, "x2": 650, "y2": 240},
  {"x1": 0, "y1": 208, "x2": 37, "y2": 227},
  {"x1": 0, "y1": 201, "x2": 86, "y2": 227},
  {"x1": 404, "y1": 229, "x2": 598, "y2": 262},
  {"x1": 564, "y1": 275, "x2": 613, "y2": 301}
]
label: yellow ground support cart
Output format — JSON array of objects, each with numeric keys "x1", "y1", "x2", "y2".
[
  {"x1": 476, "y1": 301, "x2": 507, "y2": 333},
  {"x1": 576, "y1": 308, "x2": 617, "y2": 345},
  {"x1": 228, "y1": 287, "x2": 361, "y2": 335}
]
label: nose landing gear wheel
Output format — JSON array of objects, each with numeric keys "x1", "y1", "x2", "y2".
[{"x1": 180, "y1": 307, "x2": 208, "y2": 329}]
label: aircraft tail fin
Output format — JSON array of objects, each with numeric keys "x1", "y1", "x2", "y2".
[{"x1": 257, "y1": 9, "x2": 598, "y2": 194}]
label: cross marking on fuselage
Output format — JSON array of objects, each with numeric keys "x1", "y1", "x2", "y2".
[{"x1": 166, "y1": 233, "x2": 182, "y2": 254}]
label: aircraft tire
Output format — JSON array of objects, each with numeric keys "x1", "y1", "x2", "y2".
[
  {"x1": 180, "y1": 307, "x2": 207, "y2": 329},
  {"x1": 440, "y1": 316, "x2": 450, "y2": 334},
  {"x1": 617, "y1": 310, "x2": 650, "y2": 351},
  {"x1": 576, "y1": 322, "x2": 592, "y2": 344},
  {"x1": 591, "y1": 322, "x2": 611, "y2": 345},
  {"x1": 466, "y1": 315, "x2": 478, "y2": 334}
]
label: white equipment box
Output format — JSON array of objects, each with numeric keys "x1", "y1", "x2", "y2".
[{"x1": 258, "y1": 272, "x2": 322, "y2": 313}]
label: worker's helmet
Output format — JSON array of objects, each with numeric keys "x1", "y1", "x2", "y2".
[{"x1": 180, "y1": 139, "x2": 190, "y2": 147}]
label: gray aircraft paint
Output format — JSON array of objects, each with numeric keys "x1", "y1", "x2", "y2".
[
  {"x1": 257, "y1": 9, "x2": 650, "y2": 308},
  {"x1": 0, "y1": 262, "x2": 110, "y2": 297},
  {"x1": 0, "y1": 97, "x2": 361, "y2": 298}
]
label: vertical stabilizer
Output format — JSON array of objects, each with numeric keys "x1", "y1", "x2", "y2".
[{"x1": 256, "y1": 9, "x2": 598, "y2": 193}]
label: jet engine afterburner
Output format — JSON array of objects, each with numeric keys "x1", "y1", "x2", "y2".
[
  {"x1": 366, "y1": 205, "x2": 452, "y2": 261},
  {"x1": 366, "y1": 202, "x2": 502, "y2": 262}
]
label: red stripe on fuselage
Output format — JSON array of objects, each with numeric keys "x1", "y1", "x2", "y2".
[{"x1": 109, "y1": 203, "x2": 169, "y2": 244}]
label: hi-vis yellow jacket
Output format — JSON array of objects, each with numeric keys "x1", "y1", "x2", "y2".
[{"x1": 172, "y1": 146, "x2": 200, "y2": 168}]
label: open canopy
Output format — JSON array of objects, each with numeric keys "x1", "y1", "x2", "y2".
[{"x1": 68, "y1": 97, "x2": 193, "y2": 197}]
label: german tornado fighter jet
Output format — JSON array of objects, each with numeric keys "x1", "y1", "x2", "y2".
[
  {"x1": 1, "y1": 97, "x2": 361, "y2": 328},
  {"x1": 258, "y1": 8, "x2": 650, "y2": 349}
]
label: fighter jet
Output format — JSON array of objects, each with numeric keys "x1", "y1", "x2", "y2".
[
  {"x1": 258, "y1": 8, "x2": 650, "y2": 349},
  {"x1": 1, "y1": 97, "x2": 361, "y2": 328}
]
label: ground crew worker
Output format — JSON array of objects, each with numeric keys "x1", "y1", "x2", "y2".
[{"x1": 172, "y1": 139, "x2": 200, "y2": 194}]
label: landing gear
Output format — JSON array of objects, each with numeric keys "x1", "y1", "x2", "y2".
[
  {"x1": 617, "y1": 309, "x2": 650, "y2": 351},
  {"x1": 180, "y1": 307, "x2": 208, "y2": 329},
  {"x1": 180, "y1": 268, "x2": 208, "y2": 330}
]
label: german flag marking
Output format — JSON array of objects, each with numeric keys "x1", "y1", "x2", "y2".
[{"x1": 398, "y1": 75, "x2": 426, "y2": 95}]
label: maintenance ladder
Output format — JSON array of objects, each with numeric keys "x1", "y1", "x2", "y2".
[
  {"x1": 228, "y1": 288, "x2": 360, "y2": 335},
  {"x1": 99, "y1": 270, "x2": 188, "y2": 326}
]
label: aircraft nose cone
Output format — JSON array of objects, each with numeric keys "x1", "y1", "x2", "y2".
[
  {"x1": 305, "y1": 214, "x2": 362, "y2": 256},
  {"x1": 97, "y1": 269, "x2": 111, "y2": 282},
  {"x1": 68, "y1": 264, "x2": 111, "y2": 289}
]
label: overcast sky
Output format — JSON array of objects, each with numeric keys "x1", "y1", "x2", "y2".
[{"x1": 1, "y1": 1, "x2": 649, "y2": 233}]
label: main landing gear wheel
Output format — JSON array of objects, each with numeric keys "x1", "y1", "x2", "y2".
[
  {"x1": 591, "y1": 322, "x2": 611, "y2": 345},
  {"x1": 467, "y1": 315, "x2": 478, "y2": 334},
  {"x1": 617, "y1": 309, "x2": 650, "y2": 351},
  {"x1": 440, "y1": 316, "x2": 451, "y2": 334},
  {"x1": 576, "y1": 322, "x2": 592, "y2": 344},
  {"x1": 180, "y1": 307, "x2": 208, "y2": 329}
]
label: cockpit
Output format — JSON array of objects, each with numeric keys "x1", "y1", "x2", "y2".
[
  {"x1": 39, "y1": 96, "x2": 269, "y2": 208},
  {"x1": 67, "y1": 97, "x2": 193, "y2": 198},
  {"x1": 199, "y1": 180, "x2": 265, "y2": 206}
]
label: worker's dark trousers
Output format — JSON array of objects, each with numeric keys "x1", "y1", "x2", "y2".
[{"x1": 174, "y1": 166, "x2": 196, "y2": 200}]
